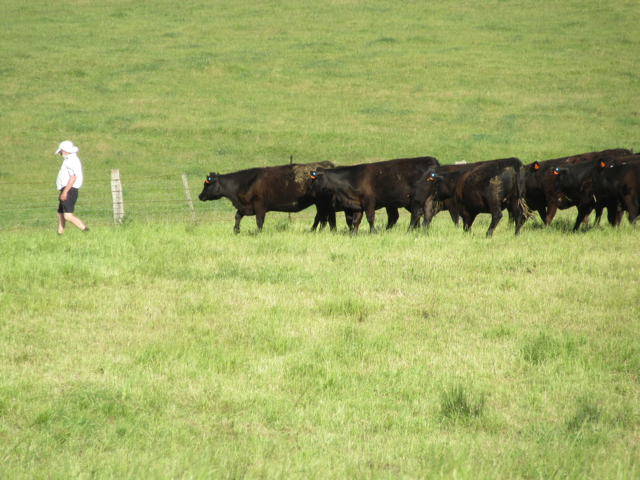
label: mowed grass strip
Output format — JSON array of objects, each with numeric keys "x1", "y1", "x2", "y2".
[{"x1": 1, "y1": 214, "x2": 639, "y2": 478}]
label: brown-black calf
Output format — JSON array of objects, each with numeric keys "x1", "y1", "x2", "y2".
[{"x1": 198, "y1": 161, "x2": 337, "y2": 233}]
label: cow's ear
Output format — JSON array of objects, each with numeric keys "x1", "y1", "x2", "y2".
[
  {"x1": 532, "y1": 161, "x2": 540, "y2": 171},
  {"x1": 553, "y1": 167, "x2": 560, "y2": 176},
  {"x1": 310, "y1": 171, "x2": 317, "y2": 179}
]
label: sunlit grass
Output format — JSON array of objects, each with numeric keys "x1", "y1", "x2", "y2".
[
  {"x1": 1, "y1": 0, "x2": 639, "y2": 477},
  {"x1": 1, "y1": 212, "x2": 639, "y2": 478}
]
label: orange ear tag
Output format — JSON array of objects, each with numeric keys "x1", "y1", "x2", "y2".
[
  {"x1": 600, "y1": 161, "x2": 606, "y2": 168},
  {"x1": 553, "y1": 170, "x2": 559, "y2": 175},
  {"x1": 534, "y1": 163, "x2": 539, "y2": 170}
]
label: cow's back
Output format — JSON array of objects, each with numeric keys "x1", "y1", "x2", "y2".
[
  {"x1": 456, "y1": 158, "x2": 523, "y2": 206},
  {"x1": 249, "y1": 161, "x2": 336, "y2": 209},
  {"x1": 527, "y1": 148, "x2": 632, "y2": 189}
]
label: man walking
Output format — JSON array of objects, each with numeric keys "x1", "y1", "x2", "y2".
[{"x1": 55, "y1": 140, "x2": 89, "y2": 234}]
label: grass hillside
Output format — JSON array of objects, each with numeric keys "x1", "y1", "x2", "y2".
[
  {"x1": 1, "y1": 0, "x2": 639, "y2": 478},
  {"x1": 1, "y1": 0, "x2": 638, "y2": 182}
]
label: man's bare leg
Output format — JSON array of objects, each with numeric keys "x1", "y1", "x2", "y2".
[
  {"x1": 58, "y1": 212, "x2": 66, "y2": 234},
  {"x1": 62, "y1": 212, "x2": 87, "y2": 231}
]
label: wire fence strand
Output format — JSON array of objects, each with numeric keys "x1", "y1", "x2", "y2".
[
  {"x1": 0, "y1": 173, "x2": 234, "y2": 229},
  {"x1": 0, "y1": 173, "x2": 326, "y2": 230}
]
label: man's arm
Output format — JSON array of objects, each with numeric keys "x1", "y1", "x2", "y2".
[{"x1": 60, "y1": 175, "x2": 77, "y2": 201}]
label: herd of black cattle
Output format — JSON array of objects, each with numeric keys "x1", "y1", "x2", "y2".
[{"x1": 198, "y1": 148, "x2": 639, "y2": 236}]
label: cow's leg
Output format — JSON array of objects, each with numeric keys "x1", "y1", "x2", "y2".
[
  {"x1": 421, "y1": 196, "x2": 435, "y2": 229},
  {"x1": 511, "y1": 201, "x2": 524, "y2": 235},
  {"x1": 486, "y1": 208, "x2": 503, "y2": 237},
  {"x1": 364, "y1": 204, "x2": 377, "y2": 234},
  {"x1": 606, "y1": 204, "x2": 620, "y2": 227},
  {"x1": 313, "y1": 204, "x2": 335, "y2": 232},
  {"x1": 544, "y1": 200, "x2": 558, "y2": 226},
  {"x1": 537, "y1": 208, "x2": 547, "y2": 224},
  {"x1": 311, "y1": 212, "x2": 323, "y2": 231},
  {"x1": 593, "y1": 206, "x2": 603, "y2": 227},
  {"x1": 444, "y1": 199, "x2": 460, "y2": 225},
  {"x1": 255, "y1": 208, "x2": 267, "y2": 231},
  {"x1": 351, "y1": 211, "x2": 363, "y2": 235},
  {"x1": 344, "y1": 210, "x2": 354, "y2": 230},
  {"x1": 234, "y1": 211, "x2": 243, "y2": 234},
  {"x1": 515, "y1": 214, "x2": 524, "y2": 235},
  {"x1": 624, "y1": 195, "x2": 639, "y2": 224},
  {"x1": 573, "y1": 205, "x2": 593, "y2": 232},
  {"x1": 408, "y1": 208, "x2": 421, "y2": 231},
  {"x1": 459, "y1": 206, "x2": 475, "y2": 233},
  {"x1": 328, "y1": 210, "x2": 337, "y2": 231},
  {"x1": 386, "y1": 208, "x2": 400, "y2": 230}
]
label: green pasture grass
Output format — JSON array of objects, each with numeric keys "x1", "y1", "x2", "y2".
[
  {"x1": 1, "y1": 0, "x2": 640, "y2": 477},
  {"x1": 1, "y1": 213, "x2": 639, "y2": 478},
  {"x1": 0, "y1": 0, "x2": 638, "y2": 188}
]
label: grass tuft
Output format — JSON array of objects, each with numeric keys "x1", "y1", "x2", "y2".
[
  {"x1": 440, "y1": 384, "x2": 486, "y2": 422},
  {"x1": 522, "y1": 333, "x2": 562, "y2": 365},
  {"x1": 566, "y1": 395, "x2": 602, "y2": 432}
]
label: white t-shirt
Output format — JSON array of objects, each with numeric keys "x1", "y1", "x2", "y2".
[{"x1": 56, "y1": 152, "x2": 84, "y2": 190}]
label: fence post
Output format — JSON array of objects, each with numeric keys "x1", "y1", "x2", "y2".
[
  {"x1": 182, "y1": 174, "x2": 197, "y2": 225},
  {"x1": 111, "y1": 169, "x2": 124, "y2": 225}
]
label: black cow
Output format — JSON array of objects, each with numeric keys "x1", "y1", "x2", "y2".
[
  {"x1": 554, "y1": 156, "x2": 640, "y2": 230},
  {"x1": 524, "y1": 149, "x2": 632, "y2": 226},
  {"x1": 307, "y1": 156, "x2": 440, "y2": 234},
  {"x1": 198, "y1": 161, "x2": 338, "y2": 233},
  {"x1": 594, "y1": 161, "x2": 640, "y2": 224},
  {"x1": 442, "y1": 157, "x2": 526, "y2": 237},
  {"x1": 432, "y1": 161, "x2": 498, "y2": 225}
]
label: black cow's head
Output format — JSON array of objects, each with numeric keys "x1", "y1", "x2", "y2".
[
  {"x1": 552, "y1": 167, "x2": 571, "y2": 193},
  {"x1": 307, "y1": 168, "x2": 328, "y2": 197},
  {"x1": 198, "y1": 173, "x2": 223, "y2": 201}
]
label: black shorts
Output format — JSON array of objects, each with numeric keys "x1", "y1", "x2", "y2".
[{"x1": 58, "y1": 188, "x2": 79, "y2": 214}]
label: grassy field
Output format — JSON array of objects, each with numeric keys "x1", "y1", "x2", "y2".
[
  {"x1": 1, "y1": 0, "x2": 640, "y2": 478},
  {"x1": 1, "y1": 219, "x2": 639, "y2": 478}
]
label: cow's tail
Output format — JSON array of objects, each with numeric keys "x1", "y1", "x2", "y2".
[{"x1": 513, "y1": 158, "x2": 533, "y2": 219}]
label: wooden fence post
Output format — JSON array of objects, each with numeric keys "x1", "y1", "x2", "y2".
[
  {"x1": 182, "y1": 174, "x2": 197, "y2": 225},
  {"x1": 111, "y1": 169, "x2": 124, "y2": 225}
]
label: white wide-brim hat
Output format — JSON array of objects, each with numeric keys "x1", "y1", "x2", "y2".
[{"x1": 55, "y1": 140, "x2": 79, "y2": 154}]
